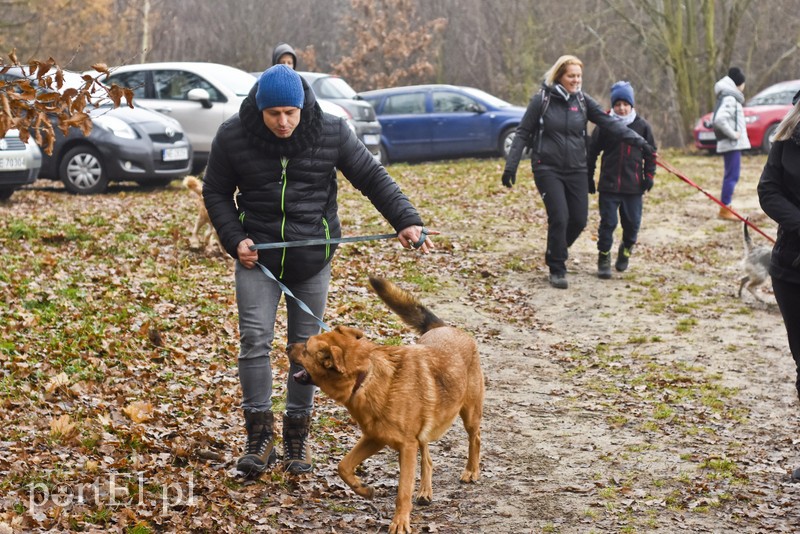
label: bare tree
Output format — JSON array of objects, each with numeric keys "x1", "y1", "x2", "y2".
[{"x1": 330, "y1": 0, "x2": 447, "y2": 91}]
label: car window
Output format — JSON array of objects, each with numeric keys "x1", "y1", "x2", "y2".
[
  {"x1": 314, "y1": 77, "x2": 357, "y2": 99},
  {"x1": 382, "y1": 93, "x2": 426, "y2": 115},
  {"x1": 106, "y1": 70, "x2": 148, "y2": 98},
  {"x1": 747, "y1": 89, "x2": 798, "y2": 107},
  {"x1": 152, "y1": 70, "x2": 225, "y2": 102},
  {"x1": 433, "y1": 91, "x2": 477, "y2": 112},
  {"x1": 461, "y1": 86, "x2": 511, "y2": 108}
]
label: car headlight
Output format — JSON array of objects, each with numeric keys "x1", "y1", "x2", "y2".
[
  {"x1": 93, "y1": 115, "x2": 138, "y2": 139},
  {"x1": 745, "y1": 115, "x2": 758, "y2": 124}
]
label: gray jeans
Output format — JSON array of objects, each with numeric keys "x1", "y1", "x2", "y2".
[{"x1": 235, "y1": 261, "x2": 331, "y2": 415}]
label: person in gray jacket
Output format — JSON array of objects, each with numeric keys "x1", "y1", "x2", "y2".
[
  {"x1": 713, "y1": 67, "x2": 751, "y2": 220},
  {"x1": 203, "y1": 64, "x2": 432, "y2": 478},
  {"x1": 272, "y1": 42, "x2": 297, "y2": 69}
]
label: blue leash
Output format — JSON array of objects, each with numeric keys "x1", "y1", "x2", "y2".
[
  {"x1": 255, "y1": 262, "x2": 332, "y2": 332},
  {"x1": 249, "y1": 228, "x2": 429, "y2": 332}
]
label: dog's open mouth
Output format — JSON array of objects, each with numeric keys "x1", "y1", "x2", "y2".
[{"x1": 293, "y1": 368, "x2": 315, "y2": 386}]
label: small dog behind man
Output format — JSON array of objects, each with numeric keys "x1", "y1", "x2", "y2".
[
  {"x1": 738, "y1": 218, "x2": 772, "y2": 304},
  {"x1": 183, "y1": 175, "x2": 226, "y2": 255}
]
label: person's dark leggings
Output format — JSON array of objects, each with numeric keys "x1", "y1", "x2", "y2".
[
  {"x1": 597, "y1": 192, "x2": 643, "y2": 252},
  {"x1": 533, "y1": 169, "x2": 588, "y2": 276},
  {"x1": 772, "y1": 276, "x2": 800, "y2": 399}
]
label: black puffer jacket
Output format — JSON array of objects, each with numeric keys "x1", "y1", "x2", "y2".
[
  {"x1": 758, "y1": 128, "x2": 800, "y2": 284},
  {"x1": 203, "y1": 78, "x2": 422, "y2": 283},
  {"x1": 588, "y1": 114, "x2": 657, "y2": 194},
  {"x1": 504, "y1": 83, "x2": 651, "y2": 177}
]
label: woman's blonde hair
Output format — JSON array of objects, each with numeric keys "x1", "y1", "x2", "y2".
[
  {"x1": 772, "y1": 99, "x2": 800, "y2": 142},
  {"x1": 544, "y1": 55, "x2": 584, "y2": 87}
]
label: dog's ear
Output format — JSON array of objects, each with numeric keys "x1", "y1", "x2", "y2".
[
  {"x1": 334, "y1": 325, "x2": 364, "y2": 339},
  {"x1": 319, "y1": 345, "x2": 346, "y2": 374}
]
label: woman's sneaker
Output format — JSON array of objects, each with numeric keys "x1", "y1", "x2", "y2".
[{"x1": 548, "y1": 273, "x2": 568, "y2": 289}]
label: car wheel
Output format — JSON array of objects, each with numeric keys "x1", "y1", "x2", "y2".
[
  {"x1": 59, "y1": 145, "x2": 108, "y2": 194},
  {"x1": 0, "y1": 188, "x2": 15, "y2": 201},
  {"x1": 379, "y1": 144, "x2": 390, "y2": 165},
  {"x1": 499, "y1": 127, "x2": 517, "y2": 158},
  {"x1": 761, "y1": 123, "x2": 778, "y2": 153}
]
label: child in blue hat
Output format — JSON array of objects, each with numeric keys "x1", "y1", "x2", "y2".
[{"x1": 588, "y1": 81, "x2": 658, "y2": 278}]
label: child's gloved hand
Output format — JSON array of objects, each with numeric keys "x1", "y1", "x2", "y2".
[{"x1": 642, "y1": 176, "x2": 654, "y2": 192}]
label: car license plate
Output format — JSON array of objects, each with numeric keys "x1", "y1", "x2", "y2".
[
  {"x1": 361, "y1": 134, "x2": 380, "y2": 146},
  {"x1": 162, "y1": 147, "x2": 188, "y2": 161},
  {"x1": 698, "y1": 131, "x2": 716, "y2": 141},
  {"x1": 0, "y1": 156, "x2": 26, "y2": 171}
]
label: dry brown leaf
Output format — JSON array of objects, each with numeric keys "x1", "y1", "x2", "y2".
[
  {"x1": 122, "y1": 401, "x2": 154, "y2": 423},
  {"x1": 45, "y1": 372, "x2": 70, "y2": 394},
  {"x1": 50, "y1": 414, "x2": 77, "y2": 439}
]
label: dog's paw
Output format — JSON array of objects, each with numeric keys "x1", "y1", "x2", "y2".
[
  {"x1": 415, "y1": 494, "x2": 432, "y2": 506},
  {"x1": 353, "y1": 483, "x2": 375, "y2": 500},
  {"x1": 389, "y1": 514, "x2": 412, "y2": 534},
  {"x1": 460, "y1": 469, "x2": 480, "y2": 483}
]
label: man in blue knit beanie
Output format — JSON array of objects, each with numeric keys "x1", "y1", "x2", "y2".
[
  {"x1": 203, "y1": 53, "x2": 434, "y2": 479},
  {"x1": 255, "y1": 64, "x2": 305, "y2": 139}
]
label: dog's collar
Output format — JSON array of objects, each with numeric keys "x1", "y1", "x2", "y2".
[{"x1": 349, "y1": 371, "x2": 367, "y2": 400}]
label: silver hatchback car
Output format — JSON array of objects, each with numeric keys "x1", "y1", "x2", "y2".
[
  {"x1": 98, "y1": 62, "x2": 256, "y2": 171},
  {"x1": 0, "y1": 129, "x2": 42, "y2": 200}
]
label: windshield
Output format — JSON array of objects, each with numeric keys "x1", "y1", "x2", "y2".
[
  {"x1": 214, "y1": 66, "x2": 258, "y2": 96},
  {"x1": 746, "y1": 86, "x2": 800, "y2": 107},
  {"x1": 315, "y1": 76, "x2": 357, "y2": 99},
  {"x1": 462, "y1": 87, "x2": 512, "y2": 108}
]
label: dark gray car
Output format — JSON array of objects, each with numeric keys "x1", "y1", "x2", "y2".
[{"x1": 297, "y1": 72, "x2": 382, "y2": 161}]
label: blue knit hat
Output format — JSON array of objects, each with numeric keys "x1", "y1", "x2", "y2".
[
  {"x1": 610, "y1": 81, "x2": 634, "y2": 107},
  {"x1": 255, "y1": 64, "x2": 304, "y2": 110}
]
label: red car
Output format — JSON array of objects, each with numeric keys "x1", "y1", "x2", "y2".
[{"x1": 693, "y1": 79, "x2": 800, "y2": 153}]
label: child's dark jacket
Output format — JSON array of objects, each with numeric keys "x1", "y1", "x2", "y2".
[{"x1": 588, "y1": 114, "x2": 657, "y2": 194}]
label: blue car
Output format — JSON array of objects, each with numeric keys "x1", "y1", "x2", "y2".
[{"x1": 358, "y1": 84, "x2": 526, "y2": 163}]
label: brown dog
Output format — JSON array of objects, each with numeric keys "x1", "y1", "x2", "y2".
[
  {"x1": 288, "y1": 276, "x2": 484, "y2": 534},
  {"x1": 183, "y1": 175, "x2": 226, "y2": 255}
]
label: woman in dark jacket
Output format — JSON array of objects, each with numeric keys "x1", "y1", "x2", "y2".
[
  {"x1": 501, "y1": 55, "x2": 655, "y2": 289},
  {"x1": 203, "y1": 65, "x2": 431, "y2": 478},
  {"x1": 757, "y1": 90, "x2": 800, "y2": 409}
]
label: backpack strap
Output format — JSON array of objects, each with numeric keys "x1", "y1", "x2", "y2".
[{"x1": 533, "y1": 88, "x2": 550, "y2": 153}]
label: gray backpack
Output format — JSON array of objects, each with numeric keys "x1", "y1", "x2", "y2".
[{"x1": 711, "y1": 94, "x2": 737, "y2": 141}]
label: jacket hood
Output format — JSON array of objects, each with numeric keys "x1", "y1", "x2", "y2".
[
  {"x1": 272, "y1": 43, "x2": 298, "y2": 67},
  {"x1": 714, "y1": 76, "x2": 745, "y2": 104},
  {"x1": 239, "y1": 75, "x2": 324, "y2": 157}
]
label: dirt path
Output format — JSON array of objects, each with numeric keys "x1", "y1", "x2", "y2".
[{"x1": 382, "y1": 153, "x2": 800, "y2": 533}]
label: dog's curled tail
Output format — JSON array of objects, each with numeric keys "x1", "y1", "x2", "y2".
[
  {"x1": 183, "y1": 175, "x2": 203, "y2": 196},
  {"x1": 368, "y1": 276, "x2": 445, "y2": 335},
  {"x1": 743, "y1": 217, "x2": 753, "y2": 254}
]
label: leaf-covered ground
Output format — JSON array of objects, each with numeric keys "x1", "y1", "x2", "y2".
[{"x1": 2, "y1": 151, "x2": 800, "y2": 533}]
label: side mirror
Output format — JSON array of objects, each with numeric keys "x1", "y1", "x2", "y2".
[
  {"x1": 187, "y1": 88, "x2": 212, "y2": 109},
  {"x1": 466, "y1": 103, "x2": 485, "y2": 113}
]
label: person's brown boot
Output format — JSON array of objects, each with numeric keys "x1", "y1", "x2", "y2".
[
  {"x1": 718, "y1": 205, "x2": 738, "y2": 221},
  {"x1": 236, "y1": 410, "x2": 277, "y2": 478},
  {"x1": 282, "y1": 413, "x2": 313, "y2": 474}
]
